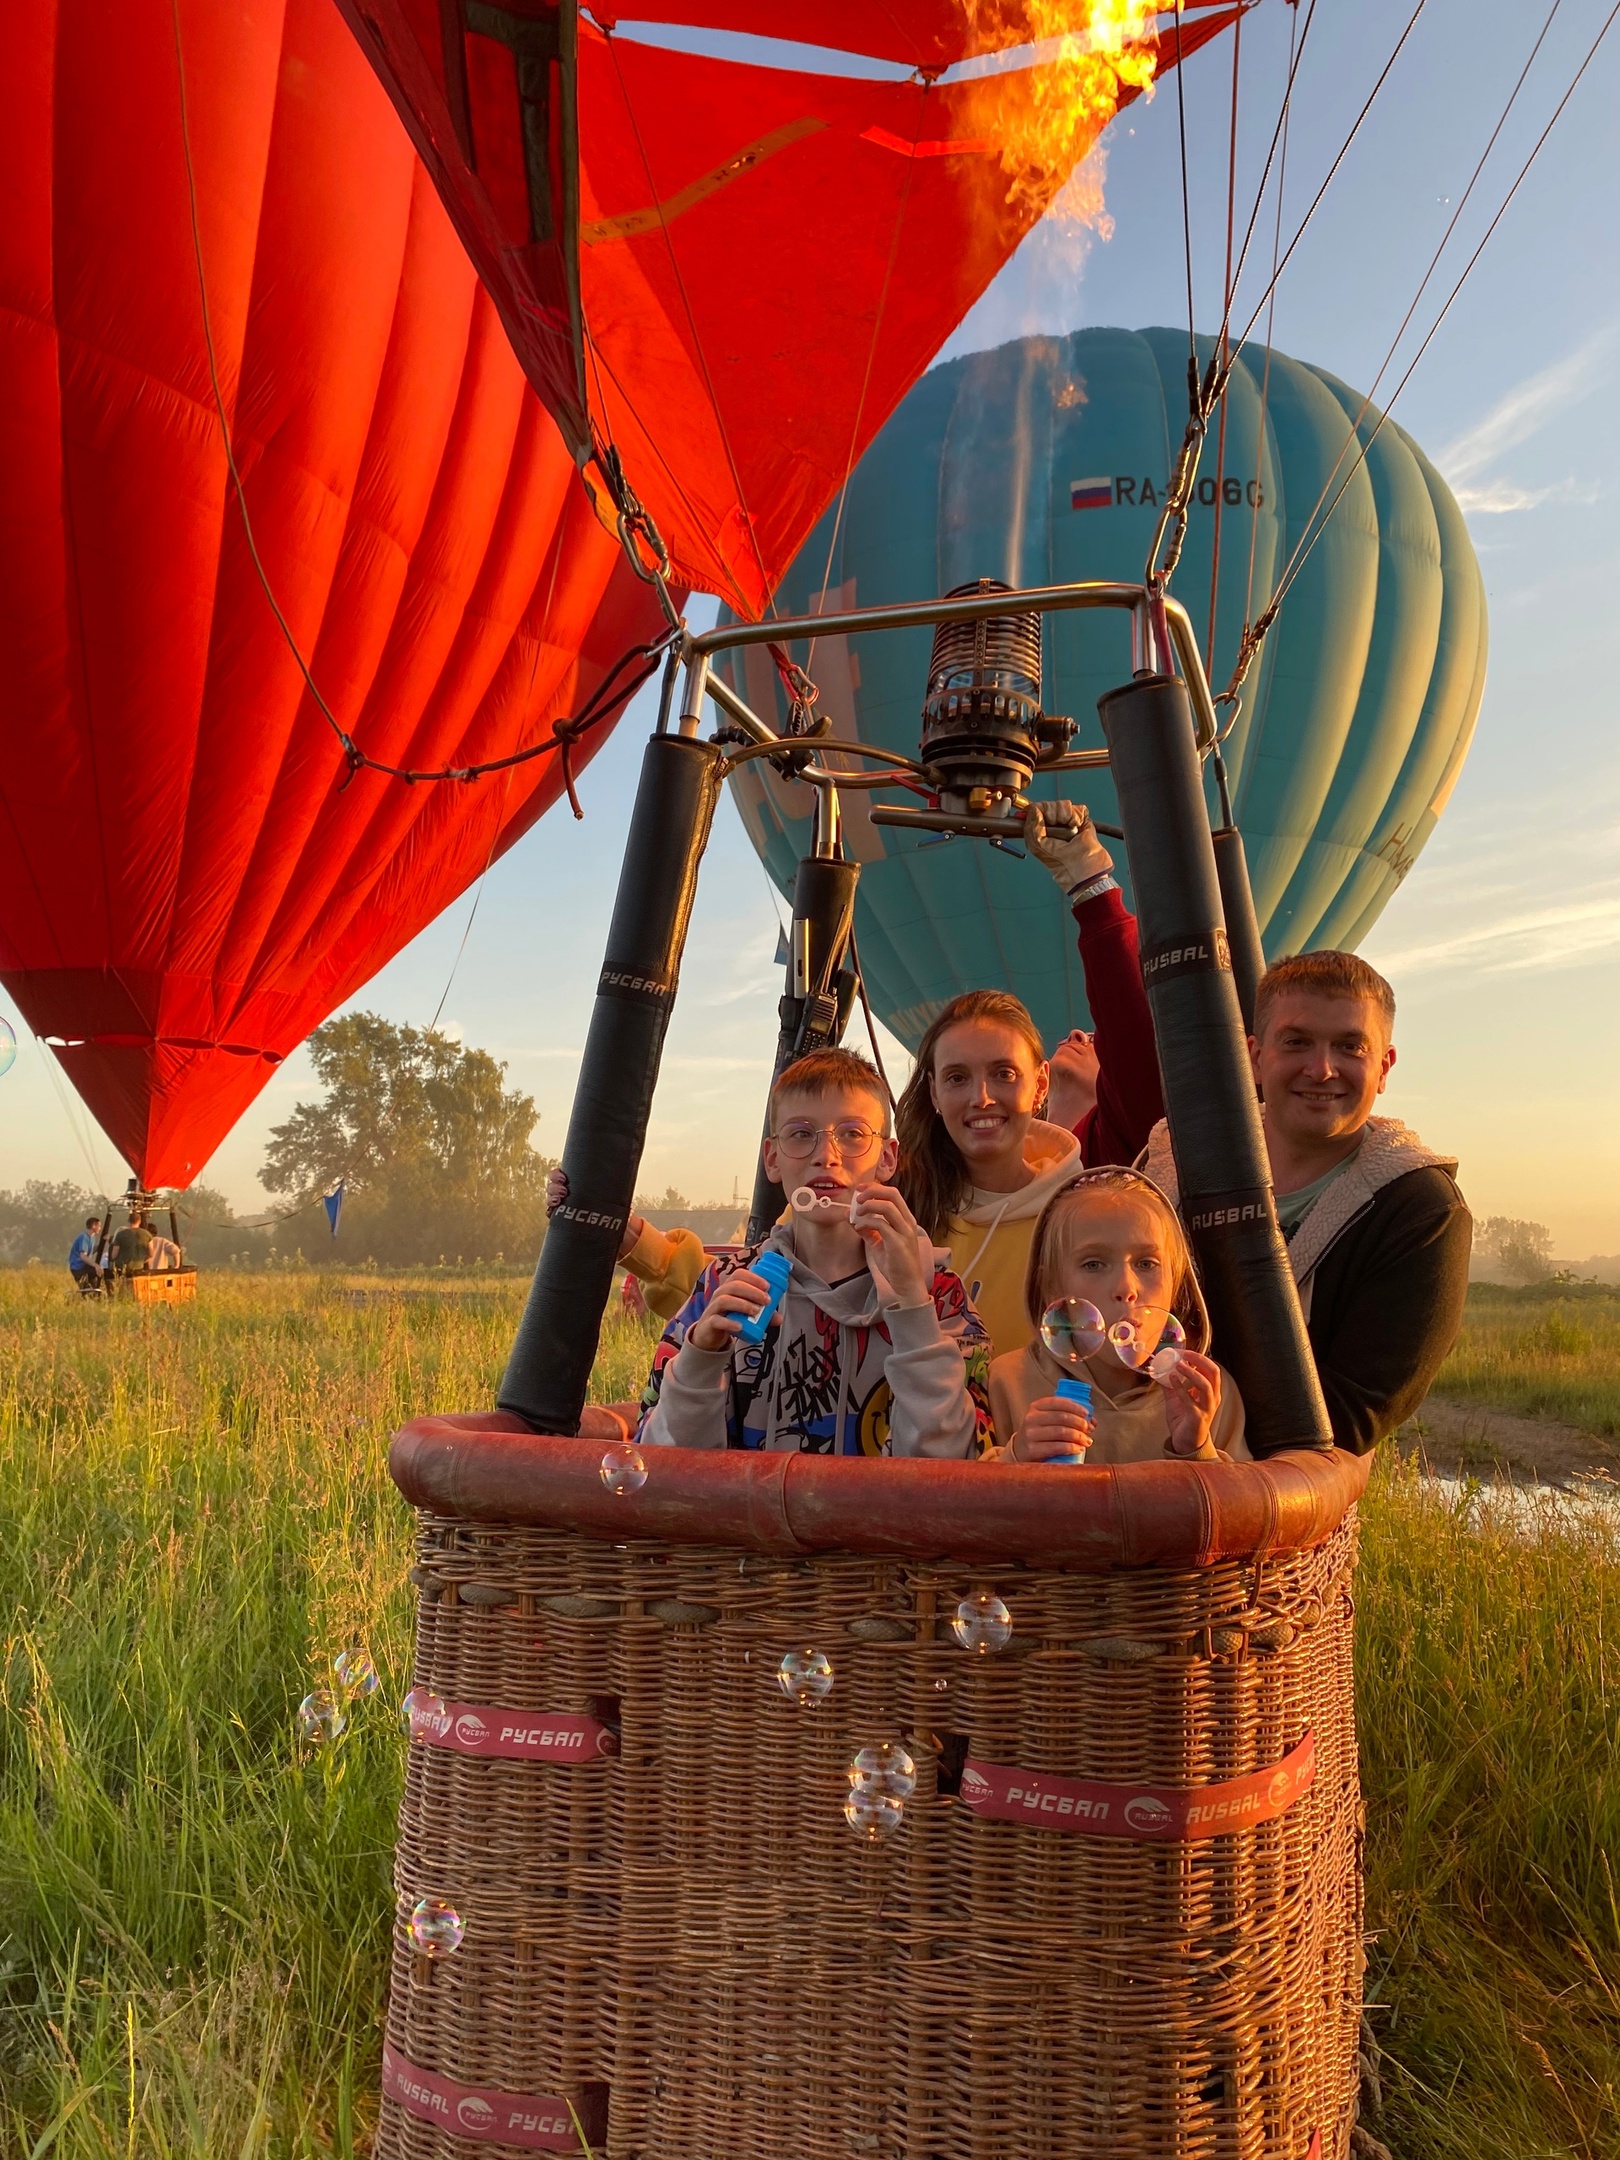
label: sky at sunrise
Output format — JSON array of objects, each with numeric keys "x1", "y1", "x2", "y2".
[{"x1": 4, "y1": 0, "x2": 1617, "y2": 1257}]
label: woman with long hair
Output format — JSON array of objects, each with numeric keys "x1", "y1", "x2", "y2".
[
  {"x1": 894, "y1": 990, "x2": 1078, "y2": 1358},
  {"x1": 894, "y1": 806, "x2": 1164, "y2": 1357}
]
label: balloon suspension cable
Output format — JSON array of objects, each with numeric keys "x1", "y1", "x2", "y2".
[
  {"x1": 1153, "y1": 0, "x2": 1425, "y2": 610},
  {"x1": 846, "y1": 919, "x2": 896, "y2": 1114},
  {"x1": 170, "y1": 0, "x2": 673, "y2": 810},
  {"x1": 1212, "y1": 0, "x2": 1317, "y2": 370},
  {"x1": 1241, "y1": 0, "x2": 1301, "y2": 653},
  {"x1": 1217, "y1": 0, "x2": 1619, "y2": 713},
  {"x1": 768, "y1": 646, "x2": 826, "y2": 736},
  {"x1": 588, "y1": 438, "x2": 685, "y2": 638}
]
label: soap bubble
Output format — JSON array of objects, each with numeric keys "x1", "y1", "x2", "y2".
[
  {"x1": 398, "y1": 1688, "x2": 420, "y2": 1733},
  {"x1": 1106, "y1": 1308, "x2": 1189, "y2": 1374},
  {"x1": 407, "y1": 1896, "x2": 464, "y2": 1957},
  {"x1": 333, "y1": 1646, "x2": 379, "y2": 1696},
  {"x1": 843, "y1": 1787, "x2": 904, "y2": 1842},
  {"x1": 952, "y1": 1592, "x2": 1012, "y2": 1656},
  {"x1": 600, "y1": 1443, "x2": 648, "y2": 1495},
  {"x1": 849, "y1": 1743, "x2": 917, "y2": 1800},
  {"x1": 297, "y1": 1690, "x2": 345, "y2": 1744},
  {"x1": 0, "y1": 1018, "x2": 15, "y2": 1079},
  {"x1": 776, "y1": 1646, "x2": 834, "y2": 1707},
  {"x1": 1039, "y1": 1298, "x2": 1107, "y2": 1370}
]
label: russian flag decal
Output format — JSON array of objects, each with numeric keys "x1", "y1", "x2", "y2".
[{"x1": 1070, "y1": 476, "x2": 1113, "y2": 510}]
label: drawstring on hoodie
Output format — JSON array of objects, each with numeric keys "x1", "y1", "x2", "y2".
[
  {"x1": 958, "y1": 1194, "x2": 1016, "y2": 1293},
  {"x1": 762, "y1": 1270, "x2": 857, "y2": 1454}
]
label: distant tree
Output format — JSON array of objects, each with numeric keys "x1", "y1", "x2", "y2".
[
  {"x1": 157, "y1": 1185, "x2": 271, "y2": 1267},
  {"x1": 0, "y1": 1180, "x2": 101, "y2": 1264},
  {"x1": 635, "y1": 1185, "x2": 690, "y2": 1214},
  {"x1": 1475, "y1": 1215, "x2": 1555, "y2": 1285},
  {"x1": 0, "y1": 1180, "x2": 269, "y2": 1267},
  {"x1": 261, "y1": 1014, "x2": 554, "y2": 1265}
]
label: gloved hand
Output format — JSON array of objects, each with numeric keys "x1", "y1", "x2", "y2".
[{"x1": 1025, "y1": 800, "x2": 1114, "y2": 897}]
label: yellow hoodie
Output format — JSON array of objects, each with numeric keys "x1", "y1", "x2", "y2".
[
  {"x1": 942, "y1": 1119, "x2": 1081, "y2": 1359},
  {"x1": 621, "y1": 1219, "x2": 710, "y2": 1322}
]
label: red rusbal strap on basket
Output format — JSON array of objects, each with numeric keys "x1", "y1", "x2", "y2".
[
  {"x1": 960, "y1": 1730, "x2": 1315, "y2": 1840},
  {"x1": 382, "y1": 2045, "x2": 584, "y2": 2150},
  {"x1": 407, "y1": 1694, "x2": 618, "y2": 1762}
]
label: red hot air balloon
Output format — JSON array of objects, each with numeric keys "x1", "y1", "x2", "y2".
[
  {"x1": 337, "y1": 0, "x2": 1243, "y2": 615},
  {"x1": 0, "y1": 0, "x2": 671, "y2": 1191}
]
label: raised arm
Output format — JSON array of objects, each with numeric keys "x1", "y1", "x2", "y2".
[{"x1": 1026, "y1": 804, "x2": 1163, "y2": 1165}]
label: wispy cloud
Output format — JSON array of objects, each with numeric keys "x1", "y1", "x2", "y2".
[
  {"x1": 1437, "y1": 327, "x2": 1615, "y2": 512},
  {"x1": 1369, "y1": 889, "x2": 1620, "y2": 977}
]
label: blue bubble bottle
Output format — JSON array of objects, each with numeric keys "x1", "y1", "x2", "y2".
[
  {"x1": 736, "y1": 1248, "x2": 792, "y2": 1345},
  {"x1": 1049, "y1": 1376, "x2": 1093, "y2": 1466}
]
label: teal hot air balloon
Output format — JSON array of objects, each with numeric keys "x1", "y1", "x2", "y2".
[{"x1": 721, "y1": 329, "x2": 1487, "y2": 1051}]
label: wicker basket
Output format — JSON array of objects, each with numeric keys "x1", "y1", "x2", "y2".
[{"x1": 377, "y1": 1416, "x2": 1368, "y2": 2160}]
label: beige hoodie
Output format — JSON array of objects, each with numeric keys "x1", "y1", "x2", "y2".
[
  {"x1": 944, "y1": 1119, "x2": 1082, "y2": 1359},
  {"x1": 988, "y1": 1337, "x2": 1250, "y2": 1464}
]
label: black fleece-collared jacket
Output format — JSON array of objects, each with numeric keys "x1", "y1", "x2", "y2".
[{"x1": 1144, "y1": 1117, "x2": 1472, "y2": 1455}]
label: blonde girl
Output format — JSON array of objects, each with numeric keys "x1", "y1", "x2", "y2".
[{"x1": 989, "y1": 1167, "x2": 1249, "y2": 1465}]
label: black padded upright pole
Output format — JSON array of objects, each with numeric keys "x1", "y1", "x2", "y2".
[
  {"x1": 499, "y1": 732, "x2": 724, "y2": 1433},
  {"x1": 744, "y1": 853, "x2": 860, "y2": 1243},
  {"x1": 1099, "y1": 674, "x2": 1331, "y2": 1455},
  {"x1": 1211, "y1": 824, "x2": 1267, "y2": 1039}
]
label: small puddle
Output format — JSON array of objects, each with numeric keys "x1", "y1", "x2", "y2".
[{"x1": 1419, "y1": 1469, "x2": 1620, "y2": 1538}]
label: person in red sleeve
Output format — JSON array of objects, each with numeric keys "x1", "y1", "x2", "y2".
[{"x1": 1023, "y1": 804, "x2": 1164, "y2": 1165}]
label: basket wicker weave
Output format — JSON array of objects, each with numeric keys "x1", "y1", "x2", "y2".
[{"x1": 377, "y1": 1418, "x2": 1367, "y2": 2160}]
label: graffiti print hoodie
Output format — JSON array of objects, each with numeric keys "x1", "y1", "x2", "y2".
[{"x1": 636, "y1": 1222, "x2": 992, "y2": 1458}]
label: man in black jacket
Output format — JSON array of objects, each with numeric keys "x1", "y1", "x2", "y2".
[
  {"x1": 1147, "y1": 950, "x2": 1471, "y2": 1453},
  {"x1": 1247, "y1": 950, "x2": 1471, "y2": 1453}
]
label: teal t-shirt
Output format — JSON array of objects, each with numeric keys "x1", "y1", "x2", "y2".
[{"x1": 1274, "y1": 1154, "x2": 1357, "y2": 1241}]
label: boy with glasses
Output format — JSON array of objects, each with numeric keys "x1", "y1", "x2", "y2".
[{"x1": 637, "y1": 1049, "x2": 990, "y2": 1457}]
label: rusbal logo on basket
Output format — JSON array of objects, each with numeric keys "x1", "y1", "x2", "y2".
[
  {"x1": 456, "y1": 2096, "x2": 498, "y2": 2133},
  {"x1": 1124, "y1": 1794, "x2": 1174, "y2": 1834},
  {"x1": 961, "y1": 1734, "x2": 1316, "y2": 1842},
  {"x1": 413, "y1": 1698, "x2": 617, "y2": 1763}
]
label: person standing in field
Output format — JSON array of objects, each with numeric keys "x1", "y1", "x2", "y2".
[
  {"x1": 109, "y1": 1210, "x2": 154, "y2": 1281},
  {"x1": 68, "y1": 1216, "x2": 103, "y2": 1294},
  {"x1": 1144, "y1": 950, "x2": 1471, "y2": 1454}
]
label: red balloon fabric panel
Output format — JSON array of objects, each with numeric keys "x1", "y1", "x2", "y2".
[
  {"x1": 337, "y1": 1, "x2": 1242, "y2": 616},
  {"x1": 0, "y1": 0, "x2": 667, "y2": 1189}
]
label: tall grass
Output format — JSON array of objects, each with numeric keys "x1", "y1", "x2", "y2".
[
  {"x1": 0, "y1": 1273, "x2": 651, "y2": 2157},
  {"x1": 0, "y1": 1271, "x2": 1615, "y2": 2155},
  {"x1": 1358, "y1": 1454, "x2": 1620, "y2": 2157},
  {"x1": 1435, "y1": 1282, "x2": 1620, "y2": 1437}
]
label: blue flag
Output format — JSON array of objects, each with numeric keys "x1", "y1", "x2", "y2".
[{"x1": 323, "y1": 1181, "x2": 344, "y2": 1238}]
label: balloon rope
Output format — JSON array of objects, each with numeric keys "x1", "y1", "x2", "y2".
[
  {"x1": 805, "y1": 91, "x2": 922, "y2": 680},
  {"x1": 846, "y1": 920, "x2": 897, "y2": 1115},
  {"x1": 168, "y1": 0, "x2": 672, "y2": 795},
  {"x1": 1240, "y1": 0, "x2": 1299, "y2": 673},
  {"x1": 1204, "y1": 4, "x2": 1243, "y2": 673},
  {"x1": 1226, "y1": 0, "x2": 1430, "y2": 360},
  {"x1": 1210, "y1": 0, "x2": 1317, "y2": 370},
  {"x1": 602, "y1": 30, "x2": 776, "y2": 619},
  {"x1": 1173, "y1": 2, "x2": 1197, "y2": 387},
  {"x1": 1222, "y1": 0, "x2": 1617, "y2": 707}
]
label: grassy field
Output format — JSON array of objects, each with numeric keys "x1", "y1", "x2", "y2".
[
  {"x1": 1430, "y1": 1280, "x2": 1620, "y2": 1437},
  {"x1": 0, "y1": 1272, "x2": 1615, "y2": 2157}
]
